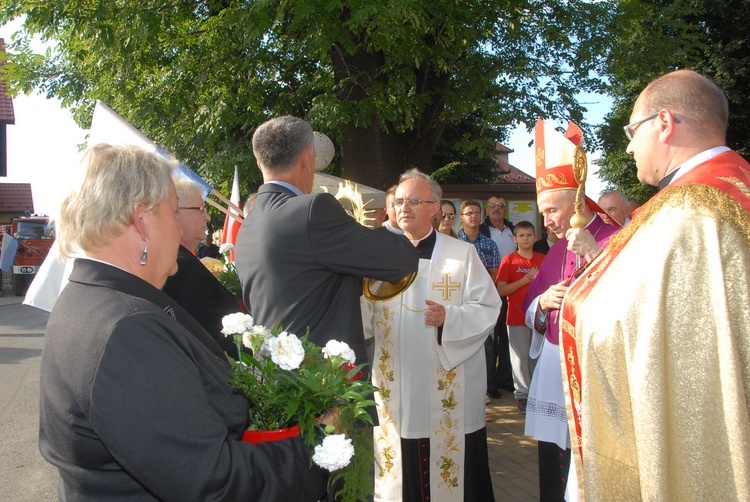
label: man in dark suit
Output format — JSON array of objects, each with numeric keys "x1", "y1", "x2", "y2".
[{"x1": 235, "y1": 116, "x2": 419, "y2": 367}]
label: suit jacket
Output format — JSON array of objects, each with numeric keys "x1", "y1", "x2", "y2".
[
  {"x1": 40, "y1": 258, "x2": 327, "y2": 501},
  {"x1": 235, "y1": 183, "x2": 419, "y2": 366},
  {"x1": 163, "y1": 245, "x2": 240, "y2": 357}
]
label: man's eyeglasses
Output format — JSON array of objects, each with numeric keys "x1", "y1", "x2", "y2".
[
  {"x1": 392, "y1": 198, "x2": 436, "y2": 208},
  {"x1": 178, "y1": 205, "x2": 208, "y2": 215},
  {"x1": 441, "y1": 213, "x2": 455, "y2": 220},
  {"x1": 488, "y1": 202, "x2": 506, "y2": 209},
  {"x1": 461, "y1": 211, "x2": 481, "y2": 217},
  {"x1": 623, "y1": 112, "x2": 658, "y2": 140}
]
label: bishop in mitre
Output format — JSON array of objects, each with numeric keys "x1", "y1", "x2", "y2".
[{"x1": 362, "y1": 169, "x2": 501, "y2": 502}]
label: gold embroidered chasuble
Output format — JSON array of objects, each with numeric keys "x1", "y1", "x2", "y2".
[
  {"x1": 363, "y1": 232, "x2": 501, "y2": 501},
  {"x1": 561, "y1": 153, "x2": 750, "y2": 500}
]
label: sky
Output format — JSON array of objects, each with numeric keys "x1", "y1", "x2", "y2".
[
  {"x1": 1, "y1": 21, "x2": 614, "y2": 216},
  {"x1": 3, "y1": 93, "x2": 87, "y2": 215},
  {"x1": 1, "y1": 19, "x2": 87, "y2": 216}
]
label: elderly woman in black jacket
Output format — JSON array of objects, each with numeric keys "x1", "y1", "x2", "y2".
[
  {"x1": 39, "y1": 144, "x2": 328, "y2": 500},
  {"x1": 162, "y1": 178, "x2": 240, "y2": 358}
]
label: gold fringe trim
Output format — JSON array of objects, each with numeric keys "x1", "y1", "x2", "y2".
[{"x1": 607, "y1": 184, "x2": 750, "y2": 254}]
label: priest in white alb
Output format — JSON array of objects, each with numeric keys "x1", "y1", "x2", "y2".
[{"x1": 362, "y1": 168, "x2": 501, "y2": 502}]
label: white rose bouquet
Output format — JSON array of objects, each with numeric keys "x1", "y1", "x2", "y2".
[{"x1": 221, "y1": 313, "x2": 376, "y2": 501}]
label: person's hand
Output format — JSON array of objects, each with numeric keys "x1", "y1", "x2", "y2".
[
  {"x1": 526, "y1": 267, "x2": 539, "y2": 281},
  {"x1": 540, "y1": 280, "x2": 568, "y2": 313},
  {"x1": 565, "y1": 228, "x2": 601, "y2": 262},
  {"x1": 424, "y1": 300, "x2": 446, "y2": 327},
  {"x1": 320, "y1": 407, "x2": 342, "y2": 434}
]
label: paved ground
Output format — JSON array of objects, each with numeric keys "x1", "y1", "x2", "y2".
[
  {"x1": 0, "y1": 289, "x2": 58, "y2": 501},
  {"x1": 0, "y1": 283, "x2": 539, "y2": 500},
  {"x1": 486, "y1": 394, "x2": 539, "y2": 501}
]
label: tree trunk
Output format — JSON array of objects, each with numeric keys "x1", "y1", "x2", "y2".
[
  {"x1": 339, "y1": 123, "x2": 436, "y2": 190},
  {"x1": 328, "y1": 11, "x2": 448, "y2": 190}
]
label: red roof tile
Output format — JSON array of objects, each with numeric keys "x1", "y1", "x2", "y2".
[
  {"x1": 0, "y1": 183, "x2": 34, "y2": 213},
  {"x1": 495, "y1": 143, "x2": 513, "y2": 153},
  {"x1": 491, "y1": 160, "x2": 535, "y2": 183},
  {"x1": 0, "y1": 38, "x2": 16, "y2": 125}
]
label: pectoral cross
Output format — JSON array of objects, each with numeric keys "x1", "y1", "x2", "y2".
[{"x1": 432, "y1": 273, "x2": 460, "y2": 301}]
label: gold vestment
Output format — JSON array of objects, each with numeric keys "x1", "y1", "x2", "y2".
[{"x1": 566, "y1": 184, "x2": 750, "y2": 500}]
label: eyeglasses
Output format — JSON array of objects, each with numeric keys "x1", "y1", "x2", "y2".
[
  {"x1": 488, "y1": 202, "x2": 506, "y2": 209},
  {"x1": 623, "y1": 112, "x2": 658, "y2": 140},
  {"x1": 441, "y1": 213, "x2": 455, "y2": 220},
  {"x1": 178, "y1": 205, "x2": 208, "y2": 215},
  {"x1": 461, "y1": 211, "x2": 481, "y2": 217},
  {"x1": 392, "y1": 198, "x2": 436, "y2": 208}
]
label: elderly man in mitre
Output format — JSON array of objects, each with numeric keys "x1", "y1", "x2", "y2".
[
  {"x1": 522, "y1": 119, "x2": 620, "y2": 501},
  {"x1": 362, "y1": 168, "x2": 501, "y2": 501},
  {"x1": 561, "y1": 70, "x2": 750, "y2": 501}
]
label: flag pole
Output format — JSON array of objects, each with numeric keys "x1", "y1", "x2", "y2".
[
  {"x1": 209, "y1": 188, "x2": 243, "y2": 220},
  {"x1": 205, "y1": 196, "x2": 233, "y2": 218}
]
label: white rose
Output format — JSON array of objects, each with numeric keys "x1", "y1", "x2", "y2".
[
  {"x1": 243, "y1": 325, "x2": 273, "y2": 352},
  {"x1": 322, "y1": 340, "x2": 356, "y2": 365},
  {"x1": 219, "y1": 243, "x2": 234, "y2": 255},
  {"x1": 241, "y1": 331, "x2": 257, "y2": 349},
  {"x1": 263, "y1": 331, "x2": 305, "y2": 370},
  {"x1": 251, "y1": 324, "x2": 272, "y2": 340},
  {"x1": 220, "y1": 312, "x2": 254, "y2": 336},
  {"x1": 312, "y1": 434, "x2": 354, "y2": 471}
]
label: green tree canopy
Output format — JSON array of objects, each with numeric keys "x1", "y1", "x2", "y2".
[
  {"x1": 597, "y1": 0, "x2": 750, "y2": 203},
  {"x1": 2, "y1": 0, "x2": 615, "y2": 195}
]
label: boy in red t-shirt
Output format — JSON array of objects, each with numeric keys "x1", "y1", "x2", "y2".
[{"x1": 495, "y1": 221, "x2": 546, "y2": 412}]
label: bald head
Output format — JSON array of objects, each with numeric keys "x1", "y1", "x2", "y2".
[
  {"x1": 598, "y1": 190, "x2": 630, "y2": 225},
  {"x1": 637, "y1": 70, "x2": 728, "y2": 142}
]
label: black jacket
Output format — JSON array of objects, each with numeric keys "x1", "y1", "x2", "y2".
[
  {"x1": 40, "y1": 259, "x2": 327, "y2": 501},
  {"x1": 163, "y1": 245, "x2": 240, "y2": 357}
]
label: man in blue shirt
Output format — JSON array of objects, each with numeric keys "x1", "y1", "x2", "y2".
[
  {"x1": 457, "y1": 199, "x2": 504, "y2": 401},
  {"x1": 457, "y1": 199, "x2": 501, "y2": 278}
]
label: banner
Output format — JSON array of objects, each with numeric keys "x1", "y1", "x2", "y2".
[
  {"x1": 221, "y1": 166, "x2": 242, "y2": 262},
  {"x1": 91, "y1": 101, "x2": 213, "y2": 195},
  {"x1": 0, "y1": 233, "x2": 18, "y2": 272},
  {"x1": 24, "y1": 101, "x2": 223, "y2": 312}
]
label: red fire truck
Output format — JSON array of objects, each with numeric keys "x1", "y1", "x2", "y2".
[{"x1": 5, "y1": 215, "x2": 55, "y2": 296}]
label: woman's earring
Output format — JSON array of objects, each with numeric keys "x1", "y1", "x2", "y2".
[{"x1": 140, "y1": 239, "x2": 149, "y2": 266}]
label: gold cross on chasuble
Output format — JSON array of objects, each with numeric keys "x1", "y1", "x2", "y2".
[{"x1": 432, "y1": 273, "x2": 460, "y2": 301}]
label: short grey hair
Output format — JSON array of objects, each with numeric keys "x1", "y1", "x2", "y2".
[
  {"x1": 598, "y1": 189, "x2": 629, "y2": 205},
  {"x1": 398, "y1": 168, "x2": 442, "y2": 201},
  {"x1": 252, "y1": 116, "x2": 314, "y2": 174},
  {"x1": 58, "y1": 144, "x2": 177, "y2": 256},
  {"x1": 173, "y1": 178, "x2": 205, "y2": 204}
]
